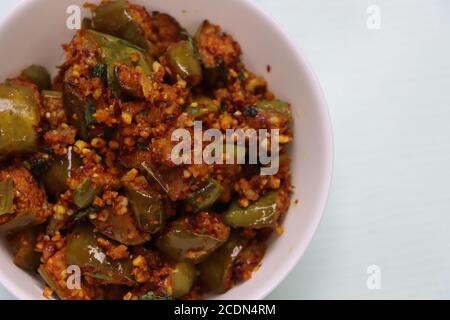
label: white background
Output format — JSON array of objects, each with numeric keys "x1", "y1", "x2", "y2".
[{"x1": 0, "y1": 0, "x2": 450, "y2": 299}]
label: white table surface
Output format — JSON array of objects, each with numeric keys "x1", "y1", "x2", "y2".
[{"x1": 1, "y1": 0, "x2": 450, "y2": 300}]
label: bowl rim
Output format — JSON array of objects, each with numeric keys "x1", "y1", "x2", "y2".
[
  {"x1": 240, "y1": 0, "x2": 334, "y2": 300},
  {"x1": 0, "y1": 0, "x2": 334, "y2": 300}
]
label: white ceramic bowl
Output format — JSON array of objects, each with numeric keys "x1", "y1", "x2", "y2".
[{"x1": 0, "y1": 0, "x2": 333, "y2": 300}]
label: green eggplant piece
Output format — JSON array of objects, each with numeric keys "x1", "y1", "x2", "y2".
[
  {"x1": 90, "y1": 206, "x2": 150, "y2": 246},
  {"x1": 66, "y1": 224, "x2": 134, "y2": 285},
  {"x1": 21, "y1": 65, "x2": 51, "y2": 91},
  {"x1": 0, "y1": 84, "x2": 40, "y2": 157},
  {"x1": 12, "y1": 226, "x2": 43, "y2": 271},
  {"x1": 171, "y1": 261, "x2": 197, "y2": 299},
  {"x1": 73, "y1": 178, "x2": 103, "y2": 209},
  {"x1": 62, "y1": 70, "x2": 96, "y2": 141},
  {"x1": 156, "y1": 213, "x2": 230, "y2": 264},
  {"x1": 41, "y1": 147, "x2": 82, "y2": 196},
  {"x1": 224, "y1": 191, "x2": 280, "y2": 229},
  {"x1": 85, "y1": 30, "x2": 153, "y2": 95},
  {"x1": 124, "y1": 181, "x2": 164, "y2": 234},
  {"x1": 185, "y1": 179, "x2": 223, "y2": 213},
  {"x1": 0, "y1": 213, "x2": 38, "y2": 234},
  {"x1": 166, "y1": 40, "x2": 202, "y2": 85},
  {"x1": 38, "y1": 266, "x2": 69, "y2": 300},
  {"x1": 199, "y1": 233, "x2": 247, "y2": 294},
  {"x1": 92, "y1": 0, "x2": 151, "y2": 50}
]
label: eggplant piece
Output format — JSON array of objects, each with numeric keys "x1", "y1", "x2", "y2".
[
  {"x1": 40, "y1": 147, "x2": 82, "y2": 197},
  {"x1": 82, "y1": 17, "x2": 93, "y2": 30},
  {"x1": 114, "y1": 63, "x2": 145, "y2": 99},
  {"x1": 62, "y1": 71, "x2": 97, "y2": 141},
  {"x1": 66, "y1": 224, "x2": 134, "y2": 285},
  {"x1": 10, "y1": 226, "x2": 43, "y2": 271},
  {"x1": 193, "y1": 20, "x2": 240, "y2": 87},
  {"x1": 140, "y1": 161, "x2": 170, "y2": 194},
  {"x1": 224, "y1": 191, "x2": 280, "y2": 229},
  {"x1": 0, "y1": 214, "x2": 38, "y2": 234},
  {"x1": 85, "y1": 30, "x2": 153, "y2": 96},
  {"x1": 38, "y1": 266, "x2": 69, "y2": 300},
  {"x1": 199, "y1": 233, "x2": 248, "y2": 294},
  {"x1": 73, "y1": 178, "x2": 103, "y2": 209},
  {"x1": 165, "y1": 40, "x2": 202, "y2": 85},
  {"x1": 194, "y1": 20, "x2": 240, "y2": 69},
  {"x1": 185, "y1": 179, "x2": 223, "y2": 213},
  {"x1": 170, "y1": 261, "x2": 197, "y2": 299},
  {"x1": 63, "y1": 31, "x2": 153, "y2": 139},
  {"x1": 0, "y1": 166, "x2": 50, "y2": 234},
  {"x1": 90, "y1": 206, "x2": 150, "y2": 246},
  {"x1": 0, "y1": 84, "x2": 40, "y2": 157},
  {"x1": 92, "y1": 0, "x2": 152, "y2": 50},
  {"x1": 124, "y1": 181, "x2": 164, "y2": 234},
  {"x1": 21, "y1": 65, "x2": 51, "y2": 91},
  {"x1": 156, "y1": 212, "x2": 230, "y2": 264}
]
